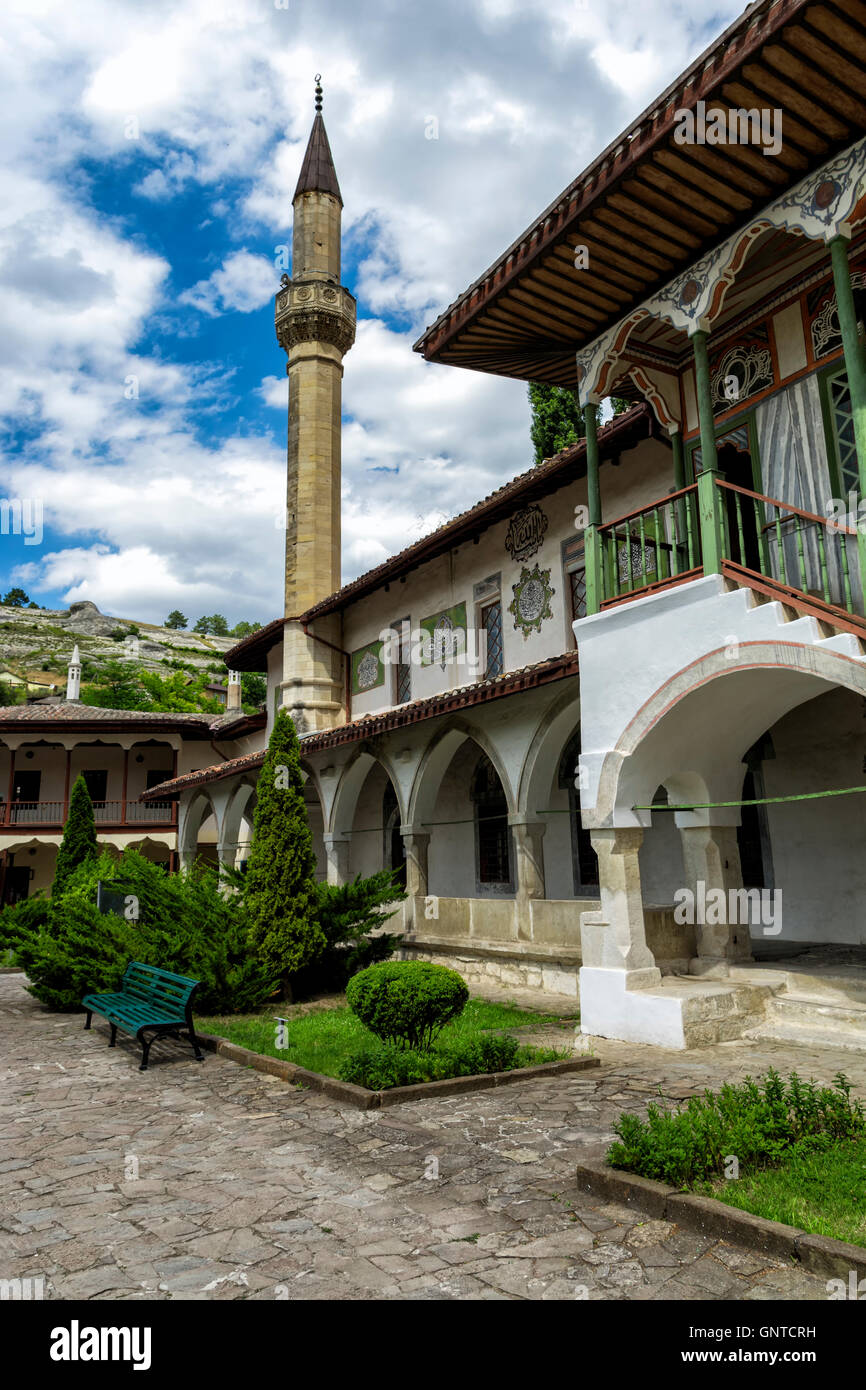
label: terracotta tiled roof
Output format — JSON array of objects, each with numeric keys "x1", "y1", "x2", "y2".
[
  {"x1": 0, "y1": 703, "x2": 265, "y2": 737},
  {"x1": 141, "y1": 650, "x2": 580, "y2": 799}
]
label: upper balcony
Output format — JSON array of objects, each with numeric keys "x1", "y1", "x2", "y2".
[
  {"x1": 584, "y1": 471, "x2": 866, "y2": 639},
  {"x1": 0, "y1": 800, "x2": 178, "y2": 831}
]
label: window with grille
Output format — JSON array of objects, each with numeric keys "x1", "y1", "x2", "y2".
[
  {"x1": 390, "y1": 617, "x2": 411, "y2": 704},
  {"x1": 562, "y1": 536, "x2": 587, "y2": 639},
  {"x1": 481, "y1": 601, "x2": 503, "y2": 679},
  {"x1": 472, "y1": 754, "x2": 512, "y2": 890},
  {"x1": 558, "y1": 731, "x2": 598, "y2": 893},
  {"x1": 828, "y1": 370, "x2": 858, "y2": 497},
  {"x1": 569, "y1": 566, "x2": 587, "y2": 621}
]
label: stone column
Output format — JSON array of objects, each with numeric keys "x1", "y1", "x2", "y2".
[
  {"x1": 323, "y1": 834, "x2": 350, "y2": 886},
  {"x1": 679, "y1": 824, "x2": 754, "y2": 973},
  {"x1": 509, "y1": 817, "x2": 546, "y2": 903},
  {"x1": 400, "y1": 828, "x2": 430, "y2": 899},
  {"x1": 580, "y1": 827, "x2": 660, "y2": 984}
]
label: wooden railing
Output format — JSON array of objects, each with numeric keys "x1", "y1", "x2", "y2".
[
  {"x1": 596, "y1": 483, "x2": 702, "y2": 607},
  {"x1": 1, "y1": 800, "x2": 177, "y2": 828},
  {"x1": 586, "y1": 472, "x2": 865, "y2": 627},
  {"x1": 715, "y1": 478, "x2": 860, "y2": 619}
]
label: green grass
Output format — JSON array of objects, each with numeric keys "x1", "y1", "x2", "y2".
[
  {"x1": 712, "y1": 1138, "x2": 866, "y2": 1248},
  {"x1": 198, "y1": 997, "x2": 567, "y2": 1081}
]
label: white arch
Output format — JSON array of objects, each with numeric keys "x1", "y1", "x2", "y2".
[
  {"x1": 593, "y1": 642, "x2": 866, "y2": 828},
  {"x1": 407, "y1": 719, "x2": 516, "y2": 827}
]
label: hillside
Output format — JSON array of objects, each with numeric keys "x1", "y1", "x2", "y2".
[{"x1": 0, "y1": 600, "x2": 237, "y2": 685}]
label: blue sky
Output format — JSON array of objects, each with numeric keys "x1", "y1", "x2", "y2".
[{"x1": 0, "y1": 0, "x2": 741, "y2": 629}]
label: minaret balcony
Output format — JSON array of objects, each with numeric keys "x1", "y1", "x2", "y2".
[{"x1": 275, "y1": 280, "x2": 356, "y2": 356}]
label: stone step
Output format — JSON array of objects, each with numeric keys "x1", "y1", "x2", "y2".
[
  {"x1": 745, "y1": 1018, "x2": 866, "y2": 1054},
  {"x1": 766, "y1": 993, "x2": 866, "y2": 1030}
]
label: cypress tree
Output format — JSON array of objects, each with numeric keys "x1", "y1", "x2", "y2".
[
  {"x1": 53, "y1": 775, "x2": 98, "y2": 899},
  {"x1": 245, "y1": 709, "x2": 325, "y2": 995}
]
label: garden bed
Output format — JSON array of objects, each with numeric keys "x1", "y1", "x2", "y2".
[
  {"x1": 197, "y1": 997, "x2": 598, "y2": 1109},
  {"x1": 576, "y1": 1068, "x2": 866, "y2": 1274}
]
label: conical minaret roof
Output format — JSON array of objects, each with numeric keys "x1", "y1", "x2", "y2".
[{"x1": 293, "y1": 77, "x2": 342, "y2": 205}]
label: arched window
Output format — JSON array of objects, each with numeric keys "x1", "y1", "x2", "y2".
[
  {"x1": 382, "y1": 783, "x2": 406, "y2": 888},
  {"x1": 558, "y1": 730, "x2": 598, "y2": 893},
  {"x1": 471, "y1": 754, "x2": 513, "y2": 892}
]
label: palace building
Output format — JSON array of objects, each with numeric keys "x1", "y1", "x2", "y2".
[{"x1": 145, "y1": 1, "x2": 866, "y2": 1048}]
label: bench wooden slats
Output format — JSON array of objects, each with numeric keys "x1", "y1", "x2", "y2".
[{"x1": 82, "y1": 961, "x2": 204, "y2": 1072}]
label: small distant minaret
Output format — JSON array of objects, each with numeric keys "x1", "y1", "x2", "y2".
[
  {"x1": 226, "y1": 669, "x2": 242, "y2": 710},
  {"x1": 66, "y1": 645, "x2": 81, "y2": 702},
  {"x1": 275, "y1": 76, "x2": 356, "y2": 733}
]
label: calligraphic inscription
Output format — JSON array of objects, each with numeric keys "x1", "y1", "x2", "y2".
[{"x1": 505, "y1": 504, "x2": 548, "y2": 562}]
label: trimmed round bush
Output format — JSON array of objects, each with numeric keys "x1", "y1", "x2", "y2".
[{"x1": 346, "y1": 960, "x2": 469, "y2": 1050}]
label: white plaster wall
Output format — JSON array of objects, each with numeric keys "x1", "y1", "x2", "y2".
[
  {"x1": 427, "y1": 749, "x2": 484, "y2": 899},
  {"x1": 760, "y1": 686, "x2": 866, "y2": 944},
  {"x1": 639, "y1": 809, "x2": 686, "y2": 905},
  {"x1": 342, "y1": 435, "x2": 674, "y2": 719},
  {"x1": 347, "y1": 763, "x2": 390, "y2": 880},
  {"x1": 574, "y1": 575, "x2": 848, "y2": 820}
]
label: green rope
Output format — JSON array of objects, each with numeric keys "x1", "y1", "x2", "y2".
[{"x1": 633, "y1": 785, "x2": 866, "y2": 812}]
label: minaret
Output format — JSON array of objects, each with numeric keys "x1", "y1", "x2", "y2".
[
  {"x1": 66, "y1": 645, "x2": 81, "y2": 702},
  {"x1": 275, "y1": 77, "x2": 356, "y2": 732}
]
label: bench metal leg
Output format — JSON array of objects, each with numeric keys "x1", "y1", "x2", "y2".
[
  {"x1": 189, "y1": 1025, "x2": 204, "y2": 1063},
  {"x1": 84, "y1": 1011, "x2": 92, "y2": 1030},
  {"x1": 109, "y1": 1024, "x2": 117, "y2": 1047},
  {"x1": 139, "y1": 1036, "x2": 153, "y2": 1071}
]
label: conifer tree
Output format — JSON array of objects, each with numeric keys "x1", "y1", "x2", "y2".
[
  {"x1": 53, "y1": 775, "x2": 98, "y2": 899},
  {"x1": 244, "y1": 709, "x2": 325, "y2": 994}
]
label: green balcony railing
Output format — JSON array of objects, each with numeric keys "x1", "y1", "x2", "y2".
[
  {"x1": 584, "y1": 475, "x2": 864, "y2": 626},
  {"x1": 594, "y1": 483, "x2": 702, "y2": 607}
]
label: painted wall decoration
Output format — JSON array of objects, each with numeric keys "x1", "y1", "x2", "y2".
[
  {"x1": 419, "y1": 601, "x2": 467, "y2": 668},
  {"x1": 508, "y1": 565, "x2": 555, "y2": 637},
  {"x1": 710, "y1": 326, "x2": 774, "y2": 413},
  {"x1": 505, "y1": 504, "x2": 548, "y2": 561},
  {"x1": 351, "y1": 640, "x2": 384, "y2": 695}
]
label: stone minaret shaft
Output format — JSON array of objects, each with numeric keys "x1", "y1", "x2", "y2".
[{"x1": 275, "y1": 80, "x2": 356, "y2": 732}]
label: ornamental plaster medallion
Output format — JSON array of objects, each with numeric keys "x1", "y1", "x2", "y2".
[
  {"x1": 505, "y1": 504, "x2": 548, "y2": 561},
  {"x1": 433, "y1": 614, "x2": 456, "y2": 669},
  {"x1": 508, "y1": 564, "x2": 554, "y2": 637},
  {"x1": 357, "y1": 651, "x2": 379, "y2": 690}
]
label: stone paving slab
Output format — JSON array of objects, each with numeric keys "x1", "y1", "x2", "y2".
[{"x1": 2, "y1": 972, "x2": 862, "y2": 1301}]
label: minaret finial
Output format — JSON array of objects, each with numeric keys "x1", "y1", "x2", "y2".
[{"x1": 315, "y1": 74, "x2": 323, "y2": 112}]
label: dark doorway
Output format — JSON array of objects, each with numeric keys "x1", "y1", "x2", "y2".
[
  {"x1": 13, "y1": 770, "x2": 41, "y2": 803},
  {"x1": 81, "y1": 769, "x2": 108, "y2": 806},
  {"x1": 717, "y1": 442, "x2": 762, "y2": 572},
  {"x1": 382, "y1": 784, "x2": 406, "y2": 889},
  {"x1": 3, "y1": 864, "x2": 32, "y2": 904}
]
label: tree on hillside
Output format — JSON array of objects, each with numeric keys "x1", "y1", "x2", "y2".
[
  {"x1": 80, "y1": 661, "x2": 149, "y2": 711},
  {"x1": 2, "y1": 588, "x2": 30, "y2": 608},
  {"x1": 53, "y1": 776, "x2": 98, "y2": 899},
  {"x1": 241, "y1": 672, "x2": 267, "y2": 708},
  {"x1": 193, "y1": 616, "x2": 211, "y2": 634},
  {"x1": 165, "y1": 610, "x2": 188, "y2": 630},
  {"x1": 231, "y1": 621, "x2": 262, "y2": 639},
  {"x1": 528, "y1": 383, "x2": 585, "y2": 464},
  {"x1": 244, "y1": 709, "x2": 325, "y2": 996},
  {"x1": 209, "y1": 614, "x2": 229, "y2": 636}
]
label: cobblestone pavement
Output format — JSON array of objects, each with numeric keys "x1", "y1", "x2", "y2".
[{"x1": 2, "y1": 972, "x2": 862, "y2": 1302}]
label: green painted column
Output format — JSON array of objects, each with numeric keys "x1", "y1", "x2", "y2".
[
  {"x1": 829, "y1": 234, "x2": 866, "y2": 614},
  {"x1": 585, "y1": 401, "x2": 601, "y2": 525},
  {"x1": 671, "y1": 428, "x2": 685, "y2": 490},
  {"x1": 830, "y1": 235, "x2": 866, "y2": 482},
  {"x1": 583, "y1": 401, "x2": 602, "y2": 614},
  {"x1": 692, "y1": 330, "x2": 718, "y2": 474},
  {"x1": 692, "y1": 329, "x2": 724, "y2": 575}
]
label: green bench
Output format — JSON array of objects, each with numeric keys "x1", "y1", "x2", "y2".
[{"x1": 82, "y1": 962, "x2": 204, "y2": 1072}]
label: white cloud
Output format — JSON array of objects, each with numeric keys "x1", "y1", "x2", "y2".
[
  {"x1": 0, "y1": 0, "x2": 745, "y2": 621},
  {"x1": 179, "y1": 250, "x2": 277, "y2": 317}
]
